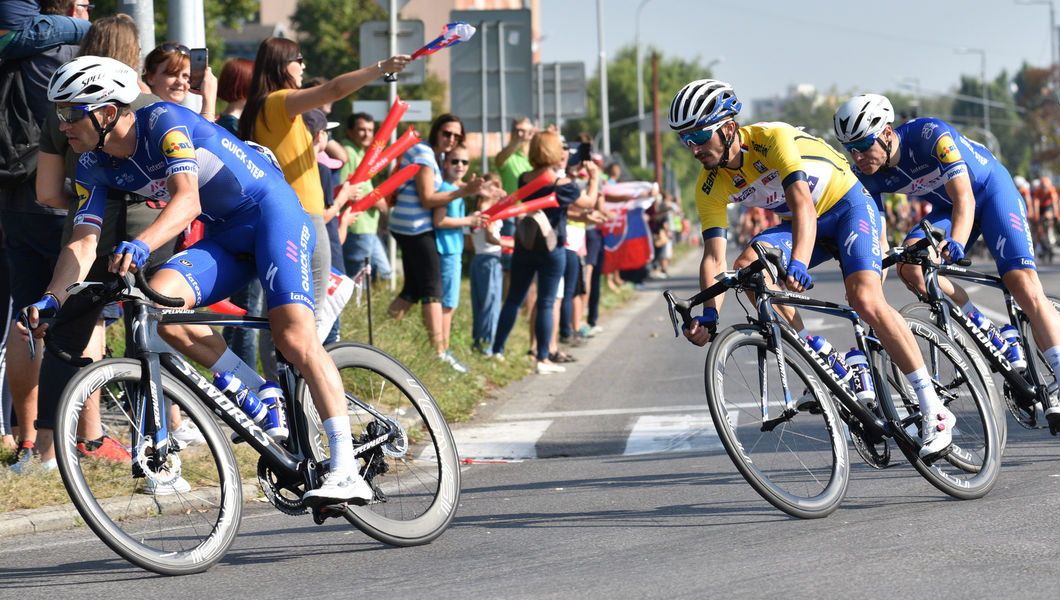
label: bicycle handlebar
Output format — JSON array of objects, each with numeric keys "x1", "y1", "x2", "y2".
[
  {"x1": 663, "y1": 241, "x2": 786, "y2": 337},
  {"x1": 881, "y1": 219, "x2": 971, "y2": 269}
]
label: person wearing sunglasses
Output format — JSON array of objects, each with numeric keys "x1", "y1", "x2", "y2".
[
  {"x1": 672, "y1": 79, "x2": 954, "y2": 460},
  {"x1": 388, "y1": 113, "x2": 485, "y2": 364},
  {"x1": 835, "y1": 93, "x2": 1060, "y2": 429},
  {"x1": 20, "y1": 55, "x2": 383, "y2": 504},
  {"x1": 239, "y1": 37, "x2": 409, "y2": 344}
]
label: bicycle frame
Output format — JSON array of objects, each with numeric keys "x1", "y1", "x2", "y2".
[{"x1": 901, "y1": 246, "x2": 1047, "y2": 405}]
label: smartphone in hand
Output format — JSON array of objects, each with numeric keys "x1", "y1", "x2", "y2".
[{"x1": 189, "y1": 48, "x2": 208, "y2": 91}]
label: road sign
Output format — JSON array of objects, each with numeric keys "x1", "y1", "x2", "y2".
[
  {"x1": 352, "y1": 100, "x2": 432, "y2": 123},
  {"x1": 359, "y1": 20, "x2": 425, "y2": 86},
  {"x1": 534, "y1": 61, "x2": 587, "y2": 125},
  {"x1": 449, "y1": 9, "x2": 533, "y2": 134}
]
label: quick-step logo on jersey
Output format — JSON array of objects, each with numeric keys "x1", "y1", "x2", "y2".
[
  {"x1": 935, "y1": 134, "x2": 961, "y2": 164},
  {"x1": 161, "y1": 129, "x2": 195, "y2": 160}
]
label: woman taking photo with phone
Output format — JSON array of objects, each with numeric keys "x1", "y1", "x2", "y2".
[{"x1": 143, "y1": 41, "x2": 217, "y2": 121}]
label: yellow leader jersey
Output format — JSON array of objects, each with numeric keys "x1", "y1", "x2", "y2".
[{"x1": 695, "y1": 122, "x2": 859, "y2": 238}]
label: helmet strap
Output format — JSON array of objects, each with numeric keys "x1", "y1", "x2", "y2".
[
  {"x1": 876, "y1": 137, "x2": 895, "y2": 170},
  {"x1": 87, "y1": 109, "x2": 118, "y2": 155},
  {"x1": 718, "y1": 122, "x2": 736, "y2": 168}
]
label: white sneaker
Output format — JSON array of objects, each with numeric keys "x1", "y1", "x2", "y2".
[
  {"x1": 302, "y1": 471, "x2": 374, "y2": 508},
  {"x1": 920, "y1": 408, "x2": 956, "y2": 459},
  {"x1": 144, "y1": 471, "x2": 192, "y2": 495},
  {"x1": 171, "y1": 421, "x2": 206, "y2": 446},
  {"x1": 439, "y1": 351, "x2": 471, "y2": 373},
  {"x1": 536, "y1": 361, "x2": 566, "y2": 375}
]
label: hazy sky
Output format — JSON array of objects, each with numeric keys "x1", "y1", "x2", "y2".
[{"x1": 538, "y1": 0, "x2": 1054, "y2": 119}]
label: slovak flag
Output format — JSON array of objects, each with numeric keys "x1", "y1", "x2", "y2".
[
  {"x1": 412, "y1": 22, "x2": 477, "y2": 60},
  {"x1": 600, "y1": 197, "x2": 655, "y2": 274}
]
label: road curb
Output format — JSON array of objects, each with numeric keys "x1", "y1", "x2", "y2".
[{"x1": 0, "y1": 483, "x2": 261, "y2": 538}]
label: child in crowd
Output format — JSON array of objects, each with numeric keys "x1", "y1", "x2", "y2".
[
  {"x1": 433, "y1": 144, "x2": 488, "y2": 373},
  {"x1": 470, "y1": 173, "x2": 511, "y2": 358}
]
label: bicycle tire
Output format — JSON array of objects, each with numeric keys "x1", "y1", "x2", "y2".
[
  {"x1": 900, "y1": 301, "x2": 1008, "y2": 451},
  {"x1": 298, "y1": 342, "x2": 460, "y2": 546},
  {"x1": 704, "y1": 325, "x2": 849, "y2": 519},
  {"x1": 876, "y1": 317, "x2": 1000, "y2": 499},
  {"x1": 54, "y1": 358, "x2": 242, "y2": 575},
  {"x1": 1019, "y1": 294, "x2": 1060, "y2": 408}
]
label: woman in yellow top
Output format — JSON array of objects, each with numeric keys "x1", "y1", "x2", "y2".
[{"x1": 238, "y1": 37, "x2": 409, "y2": 330}]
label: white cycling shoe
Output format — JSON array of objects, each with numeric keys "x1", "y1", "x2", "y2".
[
  {"x1": 919, "y1": 408, "x2": 956, "y2": 460},
  {"x1": 302, "y1": 471, "x2": 374, "y2": 508}
]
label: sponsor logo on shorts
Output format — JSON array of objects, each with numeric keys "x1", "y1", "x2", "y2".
[
  {"x1": 179, "y1": 259, "x2": 193, "y2": 267},
  {"x1": 299, "y1": 225, "x2": 311, "y2": 293}
]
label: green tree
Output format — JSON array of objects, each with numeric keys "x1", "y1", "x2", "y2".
[
  {"x1": 563, "y1": 44, "x2": 716, "y2": 216},
  {"x1": 290, "y1": 0, "x2": 448, "y2": 132},
  {"x1": 1012, "y1": 64, "x2": 1060, "y2": 176}
]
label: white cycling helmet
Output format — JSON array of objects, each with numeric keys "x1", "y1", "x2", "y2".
[
  {"x1": 833, "y1": 94, "x2": 895, "y2": 143},
  {"x1": 1014, "y1": 175, "x2": 1029, "y2": 189},
  {"x1": 47, "y1": 55, "x2": 140, "y2": 105},
  {"x1": 668, "y1": 79, "x2": 742, "y2": 132}
]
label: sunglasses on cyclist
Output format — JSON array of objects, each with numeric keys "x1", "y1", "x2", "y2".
[
  {"x1": 158, "y1": 42, "x2": 190, "y2": 56},
  {"x1": 449, "y1": 158, "x2": 469, "y2": 166},
  {"x1": 679, "y1": 119, "x2": 729, "y2": 148},
  {"x1": 56, "y1": 103, "x2": 113, "y2": 124},
  {"x1": 843, "y1": 134, "x2": 878, "y2": 154}
]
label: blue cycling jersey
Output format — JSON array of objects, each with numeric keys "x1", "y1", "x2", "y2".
[
  {"x1": 72, "y1": 102, "x2": 317, "y2": 310},
  {"x1": 854, "y1": 118, "x2": 1005, "y2": 207},
  {"x1": 853, "y1": 118, "x2": 1035, "y2": 274}
]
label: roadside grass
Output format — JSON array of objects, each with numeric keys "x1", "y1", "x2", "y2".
[{"x1": 0, "y1": 253, "x2": 655, "y2": 513}]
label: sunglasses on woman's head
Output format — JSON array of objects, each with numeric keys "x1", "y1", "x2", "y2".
[{"x1": 158, "y1": 42, "x2": 189, "y2": 56}]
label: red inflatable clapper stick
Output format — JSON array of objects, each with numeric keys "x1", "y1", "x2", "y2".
[
  {"x1": 344, "y1": 163, "x2": 421, "y2": 214},
  {"x1": 481, "y1": 170, "x2": 554, "y2": 218}
]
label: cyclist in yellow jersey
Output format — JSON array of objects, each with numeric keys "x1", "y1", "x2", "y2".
[{"x1": 670, "y1": 79, "x2": 953, "y2": 459}]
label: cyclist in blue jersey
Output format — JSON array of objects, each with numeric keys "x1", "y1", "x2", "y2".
[
  {"x1": 18, "y1": 56, "x2": 379, "y2": 505},
  {"x1": 834, "y1": 94, "x2": 1060, "y2": 427}
]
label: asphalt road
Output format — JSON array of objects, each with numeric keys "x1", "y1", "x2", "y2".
[{"x1": 4, "y1": 244, "x2": 1060, "y2": 598}]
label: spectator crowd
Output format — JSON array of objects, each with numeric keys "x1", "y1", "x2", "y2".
[{"x1": 0, "y1": 1, "x2": 689, "y2": 475}]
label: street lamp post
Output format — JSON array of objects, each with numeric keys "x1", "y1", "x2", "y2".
[
  {"x1": 1016, "y1": 0, "x2": 1056, "y2": 81},
  {"x1": 956, "y1": 47, "x2": 989, "y2": 137},
  {"x1": 635, "y1": 0, "x2": 653, "y2": 169},
  {"x1": 596, "y1": 0, "x2": 610, "y2": 157}
]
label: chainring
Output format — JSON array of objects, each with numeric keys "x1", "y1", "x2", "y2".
[
  {"x1": 849, "y1": 421, "x2": 891, "y2": 469},
  {"x1": 257, "y1": 458, "x2": 308, "y2": 516},
  {"x1": 1003, "y1": 380, "x2": 1041, "y2": 429}
]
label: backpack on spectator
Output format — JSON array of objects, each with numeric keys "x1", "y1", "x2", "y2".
[
  {"x1": 515, "y1": 209, "x2": 557, "y2": 252},
  {"x1": 0, "y1": 59, "x2": 40, "y2": 185}
]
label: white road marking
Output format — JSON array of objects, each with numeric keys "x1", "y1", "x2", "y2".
[{"x1": 622, "y1": 414, "x2": 723, "y2": 455}]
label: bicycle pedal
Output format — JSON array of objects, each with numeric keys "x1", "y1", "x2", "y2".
[{"x1": 920, "y1": 443, "x2": 954, "y2": 465}]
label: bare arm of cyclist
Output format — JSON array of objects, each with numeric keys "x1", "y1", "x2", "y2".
[
  {"x1": 942, "y1": 174, "x2": 975, "y2": 260},
  {"x1": 785, "y1": 177, "x2": 816, "y2": 292}
]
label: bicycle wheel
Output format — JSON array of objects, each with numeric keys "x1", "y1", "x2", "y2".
[
  {"x1": 705, "y1": 325, "x2": 849, "y2": 519},
  {"x1": 1019, "y1": 295, "x2": 1060, "y2": 409},
  {"x1": 900, "y1": 301, "x2": 1007, "y2": 451},
  {"x1": 299, "y1": 342, "x2": 460, "y2": 546},
  {"x1": 876, "y1": 317, "x2": 1000, "y2": 499},
  {"x1": 54, "y1": 358, "x2": 242, "y2": 575}
]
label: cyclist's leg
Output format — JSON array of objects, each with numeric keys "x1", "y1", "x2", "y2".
[
  {"x1": 736, "y1": 223, "x2": 833, "y2": 334},
  {"x1": 980, "y1": 189, "x2": 1060, "y2": 389},
  {"x1": 894, "y1": 209, "x2": 975, "y2": 310},
  {"x1": 827, "y1": 186, "x2": 952, "y2": 455}
]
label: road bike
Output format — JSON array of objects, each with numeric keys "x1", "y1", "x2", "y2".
[
  {"x1": 895, "y1": 220, "x2": 1060, "y2": 436},
  {"x1": 662, "y1": 242, "x2": 1001, "y2": 518},
  {"x1": 36, "y1": 271, "x2": 460, "y2": 575}
]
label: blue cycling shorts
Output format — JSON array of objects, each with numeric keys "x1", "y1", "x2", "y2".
[
  {"x1": 751, "y1": 182, "x2": 883, "y2": 277},
  {"x1": 157, "y1": 190, "x2": 316, "y2": 311},
  {"x1": 902, "y1": 176, "x2": 1036, "y2": 276}
]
